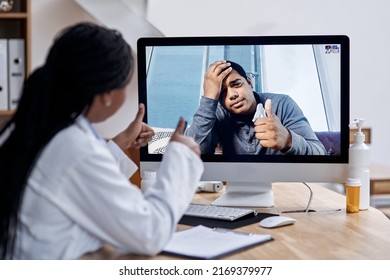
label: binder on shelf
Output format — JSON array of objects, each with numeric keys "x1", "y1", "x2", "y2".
[
  {"x1": 8, "y1": 39, "x2": 25, "y2": 110},
  {"x1": 0, "y1": 39, "x2": 9, "y2": 111}
]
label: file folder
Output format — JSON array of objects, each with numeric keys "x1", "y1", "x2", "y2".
[
  {"x1": 0, "y1": 39, "x2": 8, "y2": 110},
  {"x1": 8, "y1": 39, "x2": 25, "y2": 110}
]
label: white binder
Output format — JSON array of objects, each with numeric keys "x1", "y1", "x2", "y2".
[
  {"x1": 8, "y1": 39, "x2": 25, "y2": 110},
  {"x1": 0, "y1": 39, "x2": 8, "y2": 110}
]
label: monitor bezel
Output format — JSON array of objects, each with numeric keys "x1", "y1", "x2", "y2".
[{"x1": 137, "y1": 35, "x2": 350, "y2": 165}]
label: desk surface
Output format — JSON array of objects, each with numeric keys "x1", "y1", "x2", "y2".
[{"x1": 82, "y1": 183, "x2": 390, "y2": 260}]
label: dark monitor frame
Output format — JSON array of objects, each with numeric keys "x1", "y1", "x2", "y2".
[{"x1": 137, "y1": 35, "x2": 350, "y2": 165}]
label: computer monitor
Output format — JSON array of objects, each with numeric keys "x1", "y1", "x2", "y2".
[{"x1": 137, "y1": 35, "x2": 349, "y2": 207}]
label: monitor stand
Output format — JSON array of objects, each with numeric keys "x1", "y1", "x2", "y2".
[{"x1": 211, "y1": 182, "x2": 274, "y2": 208}]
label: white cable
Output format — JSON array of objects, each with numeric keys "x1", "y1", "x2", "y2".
[{"x1": 303, "y1": 182, "x2": 313, "y2": 212}]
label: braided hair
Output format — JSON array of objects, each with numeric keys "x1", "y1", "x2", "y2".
[{"x1": 0, "y1": 22, "x2": 133, "y2": 259}]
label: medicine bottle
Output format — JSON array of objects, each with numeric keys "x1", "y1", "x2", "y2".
[
  {"x1": 141, "y1": 171, "x2": 157, "y2": 190},
  {"x1": 345, "y1": 178, "x2": 361, "y2": 213},
  {"x1": 348, "y1": 118, "x2": 370, "y2": 210}
]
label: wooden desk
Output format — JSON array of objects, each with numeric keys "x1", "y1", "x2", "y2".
[{"x1": 81, "y1": 183, "x2": 390, "y2": 260}]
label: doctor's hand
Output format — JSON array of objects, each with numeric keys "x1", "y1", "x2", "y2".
[
  {"x1": 253, "y1": 99, "x2": 292, "y2": 150},
  {"x1": 170, "y1": 118, "x2": 201, "y2": 157},
  {"x1": 112, "y1": 103, "x2": 155, "y2": 151},
  {"x1": 203, "y1": 60, "x2": 232, "y2": 100}
]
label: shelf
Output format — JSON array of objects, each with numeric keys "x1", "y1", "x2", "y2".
[
  {"x1": 0, "y1": 110, "x2": 15, "y2": 116},
  {"x1": 0, "y1": 0, "x2": 30, "y2": 112},
  {"x1": 0, "y1": 12, "x2": 28, "y2": 19}
]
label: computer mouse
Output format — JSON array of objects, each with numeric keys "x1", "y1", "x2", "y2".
[{"x1": 259, "y1": 216, "x2": 296, "y2": 229}]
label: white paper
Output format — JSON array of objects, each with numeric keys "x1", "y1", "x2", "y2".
[{"x1": 163, "y1": 225, "x2": 272, "y2": 259}]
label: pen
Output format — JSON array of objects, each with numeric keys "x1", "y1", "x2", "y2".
[{"x1": 213, "y1": 227, "x2": 253, "y2": 236}]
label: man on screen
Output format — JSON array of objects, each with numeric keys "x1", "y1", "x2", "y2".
[{"x1": 185, "y1": 60, "x2": 326, "y2": 155}]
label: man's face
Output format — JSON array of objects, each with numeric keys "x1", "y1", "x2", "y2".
[{"x1": 220, "y1": 70, "x2": 257, "y2": 115}]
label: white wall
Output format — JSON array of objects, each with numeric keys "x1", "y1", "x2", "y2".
[
  {"x1": 31, "y1": 0, "x2": 140, "y2": 139},
  {"x1": 31, "y1": 0, "x2": 390, "y2": 165}
]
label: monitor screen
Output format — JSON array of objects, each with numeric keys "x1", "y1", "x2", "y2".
[{"x1": 137, "y1": 35, "x2": 349, "y2": 207}]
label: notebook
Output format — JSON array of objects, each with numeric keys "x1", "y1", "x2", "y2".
[
  {"x1": 162, "y1": 225, "x2": 273, "y2": 260},
  {"x1": 179, "y1": 211, "x2": 278, "y2": 229}
]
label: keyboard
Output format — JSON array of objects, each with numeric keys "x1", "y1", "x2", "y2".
[{"x1": 183, "y1": 203, "x2": 255, "y2": 221}]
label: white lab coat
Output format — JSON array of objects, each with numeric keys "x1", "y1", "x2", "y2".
[{"x1": 13, "y1": 116, "x2": 204, "y2": 259}]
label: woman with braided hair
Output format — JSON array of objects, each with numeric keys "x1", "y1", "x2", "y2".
[{"x1": 0, "y1": 22, "x2": 203, "y2": 259}]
